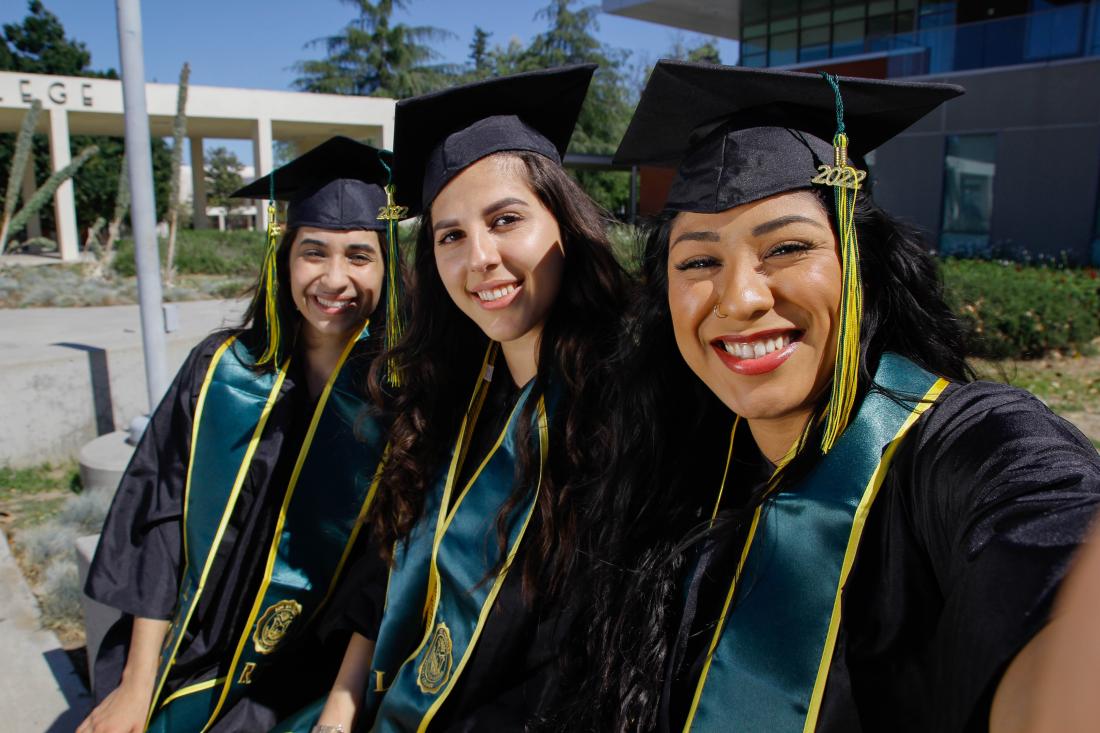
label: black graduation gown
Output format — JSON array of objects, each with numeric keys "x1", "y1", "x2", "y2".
[
  {"x1": 86, "y1": 331, "x2": 372, "y2": 731},
  {"x1": 332, "y1": 364, "x2": 570, "y2": 732},
  {"x1": 661, "y1": 381, "x2": 1100, "y2": 733}
]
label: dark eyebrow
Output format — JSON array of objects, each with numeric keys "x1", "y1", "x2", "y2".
[
  {"x1": 482, "y1": 197, "x2": 528, "y2": 217},
  {"x1": 751, "y1": 214, "x2": 828, "y2": 237},
  {"x1": 299, "y1": 237, "x2": 328, "y2": 247},
  {"x1": 671, "y1": 230, "x2": 721, "y2": 248},
  {"x1": 433, "y1": 197, "x2": 530, "y2": 232}
]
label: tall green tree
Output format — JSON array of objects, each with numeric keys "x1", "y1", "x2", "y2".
[
  {"x1": 524, "y1": 0, "x2": 635, "y2": 213},
  {"x1": 294, "y1": 0, "x2": 458, "y2": 98},
  {"x1": 469, "y1": 26, "x2": 492, "y2": 78},
  {"x1": 669, "y1": 35, "x2": 722, "y2": 65},
  {"x1": 204, "y1": 147, "x2": 245, "y2": 209},
  {"x1": 0, "y1": 1, "x2": 171, "y2": 245}
]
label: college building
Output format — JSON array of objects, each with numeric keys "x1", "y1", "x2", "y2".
[
  {"x1": 0, "y1": 71, "x2": 395, "y2": 261},
  {"x1": 605, "y1": 0, "x2": 1100, "y2": 264}
]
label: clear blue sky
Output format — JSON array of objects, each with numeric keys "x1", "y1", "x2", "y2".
[{"x1": 1, "y1": 0, "x2": 738, "y2": 90}]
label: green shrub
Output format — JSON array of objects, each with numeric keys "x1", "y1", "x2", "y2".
[
  {"x1": 942, "y1": 259, "x2": 1100, "y2": 359},
  {"x1": 113, "y1": 229, "x2": 265, "y2": 278}
]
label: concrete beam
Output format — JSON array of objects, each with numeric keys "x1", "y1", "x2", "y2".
[
  {"x1": 189, "y1": 136, "x2": 209, "y2": 229},
  {"x1": 48, "y1": 107, "x2": 80, "y2": 261}
]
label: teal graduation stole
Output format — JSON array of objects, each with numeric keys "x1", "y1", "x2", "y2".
[
  {"x1": 146, "y1": 324, "x2": 385, "y2": 733},
  {"x1": 364, "y1": 344, "x2": 550, "y2": 733},
  {"x1": 684, "y1": 353, "x2": 948, "y2": 733}
]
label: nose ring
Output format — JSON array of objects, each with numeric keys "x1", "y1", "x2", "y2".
[{"x1": 713, "y1": 303, "x2": 729, "y2": 319}]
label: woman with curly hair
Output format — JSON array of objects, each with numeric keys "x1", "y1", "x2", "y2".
[{"x1": 313, "y1": 65, "x2": 632, "y2": 732}]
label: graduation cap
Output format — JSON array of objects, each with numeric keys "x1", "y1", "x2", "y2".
[
  {"x1": 231, "y1": 136, "x2": 407, "y2": 373},
  {"x1": 617, "y1": 60, "x2": 962, "y2": 454},
  {"x1": 393, "y1": 64, "x2": 597, "y2": 216},
  {"x1": 231, "y1": 135, "x2": 392, "y2": 231},
  {"x1": 615, "y1": 60, "x2": 962, "y2": 213}
]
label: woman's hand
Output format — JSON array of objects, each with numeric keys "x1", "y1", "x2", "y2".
[
  {"x1": 76, "y1": 675, "x2": 155, "y2": 733},
  {"x1": 77, "y1": 617, "x2": 170, "y2": 733}
]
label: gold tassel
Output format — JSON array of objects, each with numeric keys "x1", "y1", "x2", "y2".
[
  {"x1": 377, "y1": 183, "x2": 408, "y2": 387},
  {"x1": 817, "y1": 73, "x2": 866, "y2": 454},
  {"x1": 820, "y1": 132, "x2": 864, "y2": 453},
  {"x1": 255, "y1": 202, "x2": 282, "y2": 366}
]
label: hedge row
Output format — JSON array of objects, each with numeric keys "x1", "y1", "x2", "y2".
[
  {"x1": 113, "y1": 229, "x2": 266, "y2": 278},
  {"x1": 942, "y1": 259, "x2": 1100, "y2": 359}
]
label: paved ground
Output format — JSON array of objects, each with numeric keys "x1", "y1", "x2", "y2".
[
  {"x1": 0, "y1": 298, "x2": 246, "y2": 365},
  {"x1": 0, "y1": 533, "x2": 91, "y2": 730}
]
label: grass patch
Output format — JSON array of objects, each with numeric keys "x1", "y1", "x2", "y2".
[
  {"x1": 971, "y1": 353, "x2": 1100, "y2": 413},
  {"x1": 113, "y1": 229, "x2": 265, "y2": 277},
  {"x1": 1, "y1": 460, "x2": 110, "y2": 643}
]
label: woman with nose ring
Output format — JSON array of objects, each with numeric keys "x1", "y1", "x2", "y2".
[
  {"x1": 80, "y1": 137, "x2": 400, "y2": 733},
  {"x1": 552, "y1": 61, "x2": 1100, "y2": 733},
  {"x1": 311, "y1": 65, "x2": 631, "y2": 733}
]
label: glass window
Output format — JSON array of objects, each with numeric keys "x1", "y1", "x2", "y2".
[
  {"x1": 868, "y1": 13, "x2": 895, "y2": 36},
  {"x1": 941, "y1": 134, "x2": 997, "y2": 254},
  {"x1": 919, "y1": 1, "x2": 956, "y2": 28},
  {"x1": 895, "y1": 10, "x2": 916, "y2": 31},
  {"x1": 744, "y1": 22, "x2": 768, "y2": 37},
  {"x1": 868, "y1": 0, "x2": 894, "y2": 16},
  {"x1": 802, "y1": 10, "x2": 831, "y2": 26},
  {"x1": 833, "y1": 19, "x2": 867, "y2": 54},
  {"x1": 771, "y1": 17, "x2": 798, "y2": 32},
  {"x1": 744, "y1": 0, "x2": 768, "y2": 24},
  {"x1": 834, "y1": 4, "x2": 867, "y2": 22},
  {"x1": 742, "y1": 52, "x2": 769, "y2": 67},
  {"x1": 803, "y1": 0, "x2": 831, "y2": 10},
  {"x1": 896, "y1": 0, "x2": 916, "y2": 10},
  {"x1": 770, "y1": 31, "x2": 799, "y2": 65},
  {"x1": 743, "y1": 34, "x2": 768, "y2": 57},
  {"x1": 800, "y1": 25, "x2": 832, "y2": 60}
]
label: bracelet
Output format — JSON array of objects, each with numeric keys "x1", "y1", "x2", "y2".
[{"x1": 311, "y1": 725, "x2": 344, "y2": 733}]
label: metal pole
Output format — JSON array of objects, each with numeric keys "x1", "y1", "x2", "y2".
[{"x1": 115, "y1": 0, "x2": 168, "y2": 412}]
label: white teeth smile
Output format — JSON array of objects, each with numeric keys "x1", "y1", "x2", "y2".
[
  {"x1": 316, "y1": 296, "x2": 353, "y2": 309},
  {"x1": 476, "y1": 284, "x2": 517, "y2": 302},
  {"x1": 721, "y1": 333, "x2": 794, "y2": 360}
]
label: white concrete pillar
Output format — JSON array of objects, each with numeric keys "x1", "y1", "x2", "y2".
[
  {"x1": 189, "y1": 137, "x2": 209, "y2": 229},
  {"x1": 252, "y1": 118, "x2": 273, "y2": 230},
  {"x1": 48, "y1": 107, "x2": 79, "y2": 261},
  {"x1": 21, "y1": 154, "x2": 41, "y2": 239}
]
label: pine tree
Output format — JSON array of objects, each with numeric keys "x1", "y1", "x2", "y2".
[{"x1": 294, "y1": 0, "x2": 458, "y2": 98}]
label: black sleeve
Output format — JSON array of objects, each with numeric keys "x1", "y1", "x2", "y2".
[
  {"x1": 900, "y1": 381, "x2": 1100, "y2": 731},
  {"x1": 84, "y1": 333, "x2": 225, "y2": 620},
  {"x1": 319, "y1": 536, "x2": 391, "y2": 642}
]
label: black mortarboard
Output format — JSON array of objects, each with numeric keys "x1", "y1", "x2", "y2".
[
  {"x1": 232, "y1": 135, "x2": 391, "y2": 230},
  {"x1": 614, "y1": 60, "x2": 963, "y2": 213},
  {"x1": 393, "y1": 64, "x2": 596, "y2": 216}
]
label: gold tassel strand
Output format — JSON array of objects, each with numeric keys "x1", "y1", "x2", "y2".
[
  {"x1": 377, "y1": 183, "x2": 408, "y2": 387},
  {"x1": 818, "y1": 75, "x2": 865, "y2": 454},
  {"x1": 256, "y1": 200, "x2": 282, "y2": 366}
]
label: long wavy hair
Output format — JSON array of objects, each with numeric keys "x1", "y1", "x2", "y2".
[
  {"x1": 546, "y1": 187, "x2": 976, "y2": 731},
  {"x1": 365, "y1": 151, "x2": 631, "y2": 600}
]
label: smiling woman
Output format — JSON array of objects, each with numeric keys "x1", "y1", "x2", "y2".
[
  {"x1": 79, "y1": 137, "x2": 399, "y2": 733},
  {"x1": 310, "y1": 65, "x2": 633, "y2": 733},
  {"x1": 551, "y1": 61, "x2": 1100, "y2": 733}
]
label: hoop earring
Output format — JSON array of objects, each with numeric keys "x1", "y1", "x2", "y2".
[{"x1": 713, "y1": 303, "x2": 729, "y2": 319}]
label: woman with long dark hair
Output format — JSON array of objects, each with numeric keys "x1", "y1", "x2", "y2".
[
  {"x1": 312, "y1": 65, "x2": 631, "y2": 733},
  {"x1": 80, "y1": 137, "x2": 399, "y2": 733},
  {"x1": 554, "y1": 61, "x2": 1100, "y2": 733}
]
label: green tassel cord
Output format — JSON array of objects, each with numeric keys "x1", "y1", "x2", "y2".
[
  {"x1": 377, "y1": 155, "x2": 408, "y2": 387},
  {"x1": 255, "y1": 174, "x2": 283, "y2": 366},
  {"x1": 818, "y1": 73, "x2": 865, "y2": 454}
]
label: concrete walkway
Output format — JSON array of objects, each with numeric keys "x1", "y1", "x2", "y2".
[
  {"x1": 0, "y1": 299, "x2": 247, "y2": 467},
  {"x1": 0, "y1": 533, "x2": 91, "y2": 730}
]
